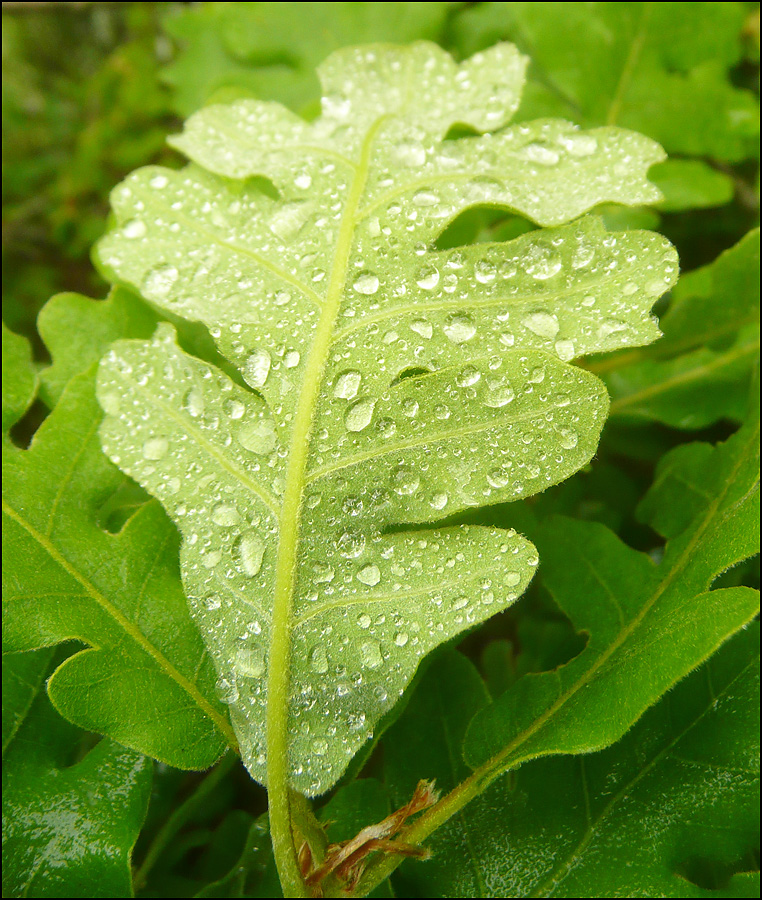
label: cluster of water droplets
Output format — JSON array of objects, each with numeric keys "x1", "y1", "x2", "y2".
[{"x1": 286, "y1": 525, "x2": 535, "y2": 792}]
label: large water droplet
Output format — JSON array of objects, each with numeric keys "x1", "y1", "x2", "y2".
[
  {"x1": 357, "y1": 564, "x2": 381, "y2": 586},
  {"x1": 338, "y1": 532, "x2": 366, "y2": 558},
  {"x1": 183, "y1": 388, "x2": 205, "y2": 417},
  {"x1": 122, "y1": 219, "x2": 146, "y2": 239},
  {"x1": 143, "y1": 437, "x2": 168, "y2": 460},
  {"x1": 345, "y1": 398, "x2": 375, "y2": 432},
  {"x1": 555, "y1": 339, "x2": 576, "y2": 361},
  {"x1": 309, "y1": 646, "x2": 329, "y2": 674},
  {"x1": 238, "y1": 532, "x2": 265, "y2": 577},
  {"x1": 143, "y1": 264, "x2": 178, "y2": 298},
  {"x1": 334, "y1": 370, "x2": 362, "y2": 400},
  {"x1": 444, "y1": 314, "x2": 476, "y2": 343},
  {"x1": 235, "y1": 646, "x2": 265, "y2": 678},
  {"x1": 519, "y1": 143, "x2": 560, "y2": 165},
  {"x1": 212, "y1": 504, "x2": 241, "y2": 527},
  {"x1": 410, "y1": 319, "x2": 433, "y2": 339},
  {"x1": 484, "y1": 377, "x2": 515, "y2": 408},
  {"x1": 216, "y1": 676, "x2": 239, "y2": 704},
  {"x1": 392, "y1": 466, "x2": 420, "y2": 495},
  {"x1": 394, "y1": 140, "x2": 426, "y2": 167},
  {"x1": 353, "y1": 272, "x2": 379, "y2": 295},
  {"x1": 244, "y1": 350, "x2": 271, "y2": 388},
  {"x1": 359, "y1": 640, "x2": 383, "y2": 669},
  {"x1": 416, "y1": 266, "x2": 440, "y2": 290},
  {"x1": 238, "y1": 419, "x2": 277, "y2": 454},
  {"x1": 523, "y1": 311, "x2": 560, "y2": 339}
]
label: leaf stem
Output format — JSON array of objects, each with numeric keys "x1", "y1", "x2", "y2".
[{"x1": 132, "y1": 752, "x2": 237, "y2": 892}]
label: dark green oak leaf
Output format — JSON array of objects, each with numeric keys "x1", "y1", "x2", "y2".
[
  {"x1": 2, "y1": 326, "x2": 234, "y2": 769},
  {"x1": 383, "y1": 630, "x2": 759, "y2": 898},
  {"x1": 2, "y1": 648, "x2": 152, "y2": 899}
]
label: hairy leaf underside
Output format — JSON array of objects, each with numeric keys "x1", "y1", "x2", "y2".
[{"x1": 94, "y1": 43, "x2": 677, "y2": 794}]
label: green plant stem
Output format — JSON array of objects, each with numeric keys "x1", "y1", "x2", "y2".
[
  {"x1": 132, "y1": 752, "x2": 237, "y2": 892},
  {"x1": 265, "y1": 120, "x2": 382, "y2": 897}
]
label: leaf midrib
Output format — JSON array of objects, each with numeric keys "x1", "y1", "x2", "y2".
[{"x1": 264, "y1": 113, "x2": 389, "y2": 892}]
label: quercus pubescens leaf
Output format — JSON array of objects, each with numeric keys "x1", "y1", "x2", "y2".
[
  {"x1": 93, "y1": 42, "x2": 678, "y2": 809},
  {"x1": 2, "y1": 323, "x2": 234, "y2": 769},
  {"x1": 2, "y1": 648, "x2": 152, "y2": 899},
  {"x1": 383, "y1": 631, "x2": 760, "y2": 898},
  {"x1": 600, "y1": 227, "x2": 760, "y2": 428}
]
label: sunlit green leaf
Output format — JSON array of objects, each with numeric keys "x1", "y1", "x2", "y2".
[{"x1": 93, "y1": 43, "x2": 676, "y2": 799}]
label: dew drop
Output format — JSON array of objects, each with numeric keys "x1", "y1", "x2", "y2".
[
  {"x1": 338, "y1": 532, "x2": 366, "y2": 558},
  {"x1": 216, "y1": 676, "x2": 239, "y2": 704},
  {"x1": 225, "y1": 398, "x2": 246, "y2": 419},
  {"x1": 402, "y1": 398, "x2": 419, "y2": 417},
  {"x1": 416, "y1": 266, "x2": 440, "y2": 290},
  {"x1": 313, "y1": 563, "x2": 335, "y2": 584},
  {"x1": 484, "y1": 377, "x2": 515, "y2": 408},
  {"x1": 309, "y1": 646, "x2": 329, "y2": 674},
  {"x1": 244, "y1": 350, "x2": 271, "y2": 388},
  {"x1": 212, "y1": 504, "x2": 241, "y2": 527},
  {"x1": 353, "y1": 272, "x2": 379, "y2": 295},
  {"x1": 235, "y1": 646, "x2": 265, "y2": 678},
  {"x1": 357, "y1": 565, "x2": 381, "y2": 586},
  {"x1": 284, "y1": 350, "x2": 300, "y2": 368},
  {"x1": 238, "y1": 419, "x2": 277, "y2": 454},
  {"x1": 295, "y1": 173, "x2": 312, "y2": 189},
  {"x1": 312, "y1": 737, "x2": 329, "y2": 755},
  {"x1": 149, "y1": 174, "x2": 169, "y2": 189},
  {"x1": 430, "y1": 492, "x2": 448, "y2": 510},
  {"x1": 357, "y1": 613, "x2": 372, "y2": 629},
  {"x1": 444, "y1": 314, "x2": 476, "y2": 343},
  {"x1": 557, "y1": 428, "x2": 579, "y2": 449},
  {"x1": 143, "y1": 264, "x2": 178, "y2": 298},
  {"x1": 457, "y1": 366, "x2": 481, "y2": 387},
  {"x1": 475, "y1": 260, "x2": 496, "y2": 284},
  {"x1": 345, "y1": 398, "x2": 375, "y2": 432},
  {"x1": 523, "y1": 311, "x2": 560, "y2": 339},
  {"x1": 392, "y1": 466, "x2": 420, "y2": 495},
  {"x1": 519, "y1": 143, "x2": 560, "y2": 165},
  {"x1": 142, "y1": 437, "x2": 168, "y2": 460},
  {"x1": 183, "y1": 388, "x2": 205, "y2": 417},
  {"x1": 359, "y1": 640, "x2": 383, "y2": 669},
  {"x1": 555, "y1": 340, "x2": 576, "y2": 361},
  {"x1": 122, "y1": 219, "x2": 146, "y2": 239},
  {"x1": 238, "y1": 532, "x2": 265, "y2": 577},
  {"x1": 394, "y1": 140, "x2": 426, "y2": 167},
  {"x1": 413, "y1": 190, "x2": 439, "y2": 207},
  {"x1": 334, "y1": 370, "x2": 362, "y2": 400},
  {"x1": 201, "y1": 550, "x2": 222, "y2": 569},
  {"x1": 410, "y1": 319, "x2": 433, "y2": 339},
  {"x1": 394, "y1": 632, "x2": 409, "y2": 647}
]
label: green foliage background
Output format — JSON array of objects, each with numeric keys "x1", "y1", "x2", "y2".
[{"x1": 2, "y1": 3, "x2": 759, "y2": 898}]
